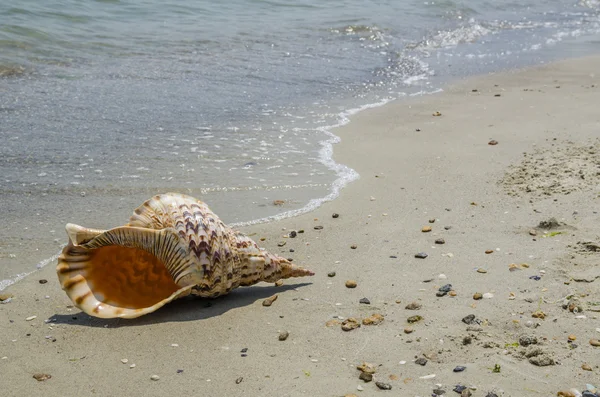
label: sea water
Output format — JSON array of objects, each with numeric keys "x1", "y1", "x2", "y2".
[{"x1": 1, "y1": 0, "x2": 599, "y2": 287}]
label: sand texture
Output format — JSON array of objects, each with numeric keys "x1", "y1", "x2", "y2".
[{"x1": 1, "y1": 56, "x2": 600, "y2": 397}]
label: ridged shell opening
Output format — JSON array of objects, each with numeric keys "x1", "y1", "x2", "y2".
[{"x1": 59, "y1": 244, "x2": 180, "y2": 310}]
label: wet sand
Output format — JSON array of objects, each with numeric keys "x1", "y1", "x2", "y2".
[{"x1": 1, "y1": 56, "x2": 600, "y2": 397}]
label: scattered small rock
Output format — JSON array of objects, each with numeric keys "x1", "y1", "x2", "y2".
[
  {"x1": 405, "y1": 302, "x2": 422, "y2": 310},
  {"x1": 407, "y1": 315, "x2": 423, "y2": 324},
  {"x1": 350, "y1": 244, "x2": 357, "y2": 249},
  {"x1": 359, "y1": 298, "x2": 370, "y2": 305},
  {"x1": 150, "y1": 375, "x2": 160, "y2": 381},
  {"x1": 422, "y1": 226, "x2": 432, "y2": 232},
  {"x1": 332, "y1": 213, "x2": 339, "y2": 218},
  {"x1": 590, "y1": 339, "x2": 600, "y2": 347},
  {"x1": 375, "y1": 382, "x2": 392, "y2": 390},
  {"x1": 415, "y1": 252, "x2": 428, "y2": 259},
  {"x1": 33, "y1": 373, "x2": 51, "y2": 382},
  {"x1": 288, "y1": 231, "x2": 297, "y2": 238},
  {"x1": 262, "y1": 295, "x2": 278, "y2": 307},
  {"x1": 38, "y1": 279, "x2": 48, "y2": 284},
  {"x1": 327, "y1": 272, "x2": 336, "y2": 277},
  {"x1": 341, "y1": 318, "x2": 361, "y2": 331},
  {"x1": 363, "y1": 313, "x2": 384, "y2": 326},
  {"x1": 582, "y1": 363, "x2": 592, "y2": 371},
  {"x1": 453, "y1": 366, "x2": 466, "y2": 372},
  {"x1": 454, "y1": 385, "x2": 467, "y2": 393},
  {"x1": 278, "y1": 331, "x2": 289, "y2": 341},
  {"x1": 483, "y1": 292, "x2": 494, "y2": 299},
  {"x1": 473, "y1": 293, "x2": 483, "y2": 300},
  {"x1": 345, "y1": 280, "x2": 357, "y2": 288},
  {"x1": 477, "y1": 268, "x2": 487, "y2": 274},
  {"x1": 235, "y1": 377, "x2": 243, "y2": 384},
  {"x1": 532, "y1": 310, "x2": 546, "y2": 319},
  {"x1": 357, "y1": 362, "x2": 376, "y2": 375},
  {"x1": 0, "y1": 293, "x2": 13, "y2": 302},
  {"x1": 437, "y1": 284, "x2": 452, "y2": 297},
  {"x1": 488, "y1": 140, "x2": 499, "y2": 145},
  {"x1": 359, "y1": 372, "x2": 373, "y2": 382},
  {"x1": 25, "y1": 316, "x2": 37, "y2": 321},
  {"x1": 404, "y1": 327, "x2": 414, "y2": 334},
  {"x1": 415, "y1": 358, "x2": 427, "y2": 366},
  {"x1": 314, "y1": 225, "x2": 323, "y2": 230},
  {"x1": 435, "y1": 238, "x2": 445, "y2": 244},
  {"x1": 277, "y1": 241, "x2": 286, "y2": 247},
  {"x1": 529, "y1": 229, "x2": 537, "y2": 236},
  {"x1": 462, "y1": 314, "x2": 478, "y2": 325}
]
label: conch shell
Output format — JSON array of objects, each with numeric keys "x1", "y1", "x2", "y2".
[{"x1": 56, "y1": 193, "x2": 313, "y2": 319}]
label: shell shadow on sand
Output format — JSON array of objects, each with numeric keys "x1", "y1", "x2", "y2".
[{"x1": 48, "y1": 282, "x2": 312, "y2": 328}]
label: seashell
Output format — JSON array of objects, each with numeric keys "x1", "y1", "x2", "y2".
[{"x1": 56, "y1": 193, "x2": 314, "y2": 319}]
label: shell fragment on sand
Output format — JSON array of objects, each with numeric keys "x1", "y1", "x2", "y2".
[{"x1": 56, "y1": 193, "x2": 314, "y2": 319}]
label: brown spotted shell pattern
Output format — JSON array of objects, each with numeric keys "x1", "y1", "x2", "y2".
[{"x1": 56, "y1": 193, "x2": 313, "y2": 319}]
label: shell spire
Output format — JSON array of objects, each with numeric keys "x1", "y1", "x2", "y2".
[{"x1": 56, "y1": 193, "x2": 314, "y2": 319}]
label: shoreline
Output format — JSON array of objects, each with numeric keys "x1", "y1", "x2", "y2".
[{"x1": 2, "y1": 55, "x2": 600, "y2": 396}]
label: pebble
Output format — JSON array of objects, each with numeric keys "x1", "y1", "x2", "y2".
[
  {"x1": 130, "y1": 364, "x2": 136, "y2": 369},
  {"x1": 39, "y1": 279, "x2": 48, "y2": 284},
  {"x1": 435, "y1": 238, "x2": 445, "y2": 244},
  {"x1": 332, "y1": 213, "x2": 339, "y2": 218},
  {"x1": 485, "y1": 249, "x2": 494, "y2": 254},
  {"x1": 477, "y1": 268, "x2": 487, "y2": 274},
  {"x1": 415, "y1": 358, "x2": 427, "y2": 366},
  {"x1": 407, "y1": 315, "x2": 423, "y2": 324},
  {"x1": 375, "y1": 382, "x2": 392, "y2": 390},
  {"x1": 404, "y1": 327, "x2": 414, "y2": 334},
  {"x1": 363, "y1": 313, "x2": 384, "y2": 325},
  {"x1": 422, "y1": 226, "x2": 432, "y2": 232},
  {"x1": 454, "y1": 385, "x2": 467, "y2": 393},
  {"x1": 277, "y1": 241, "x2": 286, "y2": 247},
  {"x1": 359, "y1": 298, "x2": 370, "y2": 305},
  {"x1": 25, "y1": 316, "x2": 37, "y2": 321},
  {"x1": 529, "y1": 229, "x2": 537, "y2": 236},
  {"x1": 235, "y1": 377, "x2": 243, "y2": 384},
  {"x1": 582, "y1": 363, "x2": 592, "y2": 371},
  {"x1": 314, "y1": 225, "x2": 323, "y2": 230},
  {"x1": 121, "y1": 358, "x2": 129, "y2": 364},
  {"x1": 357, "y1": 385, "x2": 364, "y2": 391},
  {"x1": 289, "y1": 231, "x2": 297, "y2": 238},
  {"x1": 437, "y1": 284, "x2": 452, "y2": 297},
  {"x1": 433, "y1": 111, "x2": 442, "y2": 116},
  {"x1": 33, "y1": 373, "x2": 51, "y2": 381},
  {"x1": 557, "y1": 392, "x2": 577, "y2": 397},
  {"x1": 405, "y1": 302, "x2": 422, "y2": 310},
  {"x1": 328, "y1": 272, "x2": 336, "y2": 277},
  {"x1": 462, "y1": 314, "x2": 477, "y2": 324},
  {"x1": 357, "y1": 362, "x2": 377, "y2": 375},
  {"x1": 341, "y1": 318, "x2": 361, "y2": 332},
  {"x1": 590, "y1": 339, "x2": 600, "y2": 347},
  {"x1": 359, "y1": 372, "x2": 373, "y2": 382},
  {"x1": 278, "y1": 331, "x2": 289, "y2": 341},
  {"x1": 262, "y1": 295, "x2": 278, "y2": 307},
  {"x1": 150, "y1": 375, "x2": 160, "y2": 381},
  {"x1": 345, "y1": 280, "x2": 357, "y2": 288},
  {"x1": 415, "y1": 252, "x2": 428, "y2": 259},
  {"x1": 453, "y1": 366, "x2": 466, "y2": 372},
  {"x1": 568, "y1": 334, "x2": 577, "y2": 341},
  {"x1": 350, "y1": 244, "x2": 357, "y2": 249},
  {"x1": 473, "y1": 292, "x2": 483, "y2": 300}
]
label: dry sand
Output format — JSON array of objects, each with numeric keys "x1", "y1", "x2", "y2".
[{"x1": 1, "y1": 56, "x2": 600, "y2": 397}]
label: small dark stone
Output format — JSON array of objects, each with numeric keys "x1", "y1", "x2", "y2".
[
  {"x1": 444, "y1": 226, "x2": 452, "y2": 230},
  {"x1": 529, "y1": 275, "x2": 541, "y2": 281},
  {"x1": 240, "y1": 348, "x2": 248, "y2": 353},
  {"x1": 289, "y1": 231, "x2": 297, "y2": 238},
  {"x1": 298, "y1": 229, "x2": 304, "y2": 233},
  {"x1": 415, "y1": 252, "x2": 428, "y2": 259},
  {"x1": 39, "y1": 279, "x2": 48, "y2": 284},
  {"x1": 350, "y1": 244, "x2": 357, "y2": 249},
  {"x1": 433, "y1": 389, "x2": 446, "y2": 396},
  {"x1": 485, "y1": 393, "x2": 499, "y2": 397},
  {"x1": 176, "y1": 369, "x2": 184, "y2": 374},
  {"x1": 375, "y1": 382, "x2": 392, "y2": 390},
  {"x1": 415, "y1": 358, "x2": 427, "y2": 366},
  {"x1": 235, "y1": 377, "x2": 243, "y2": 384},
  {"x1": 359, "y1": 372, "x2": 373, "y2": 382},
  {"x1": 462, "y1": 336, "x2": 472, "y2": 345},
  {"x1": 435, "y1": 238, "x2": 445, "y2": 244},
  {"x1": 241, "y1": 354, "x2": 247, "y2": 357},
  {"x1": 462, "y1": 314, "x2": 477, "y2": 325},
  {"x1": 439, "y1": 284, "x2": 452, "y2": 293},
  {"x1": 389, "y1": 255, "x2": 397, "y2": 258},
  {"x1": 314, "y1": 225, "x2": 323, "y2": 230},
  {"x1": 453, "y1": 366, "x2": 466, "y2": 372},
  {"x1": 327, "y1": 272, "x2": 336, "y2": 277},
  {"x1": 289, "y1": 249, "x2": 294, "y2": 252},
  {"x1": 453, "y1": 385, "x2": 467, "y2": 393},
  {"x1": 582, "y1": 392, "x2": 599, "y2": 397},
  {"x1": 332, "y1": 213, "x2": 339, "y2": 218},
  {"x1": 359, "y1": 298, "x2": 371, "y2": 305}
]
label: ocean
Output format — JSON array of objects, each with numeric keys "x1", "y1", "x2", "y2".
[{"x1": 1, "y1": 0, "x2": 600, "y2": 288}]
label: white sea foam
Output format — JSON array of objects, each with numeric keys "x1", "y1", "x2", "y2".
[{"x1": 0, "y1": 250, "x2": 62, "y2": 292}]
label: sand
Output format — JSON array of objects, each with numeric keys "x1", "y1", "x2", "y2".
[{"x1": 1, "y1": 56, "x2": 600, "y2": 397}]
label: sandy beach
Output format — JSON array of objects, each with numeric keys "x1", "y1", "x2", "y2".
[{"x1": 1, "y1": 56, "x2": 600, "y2": 397}]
